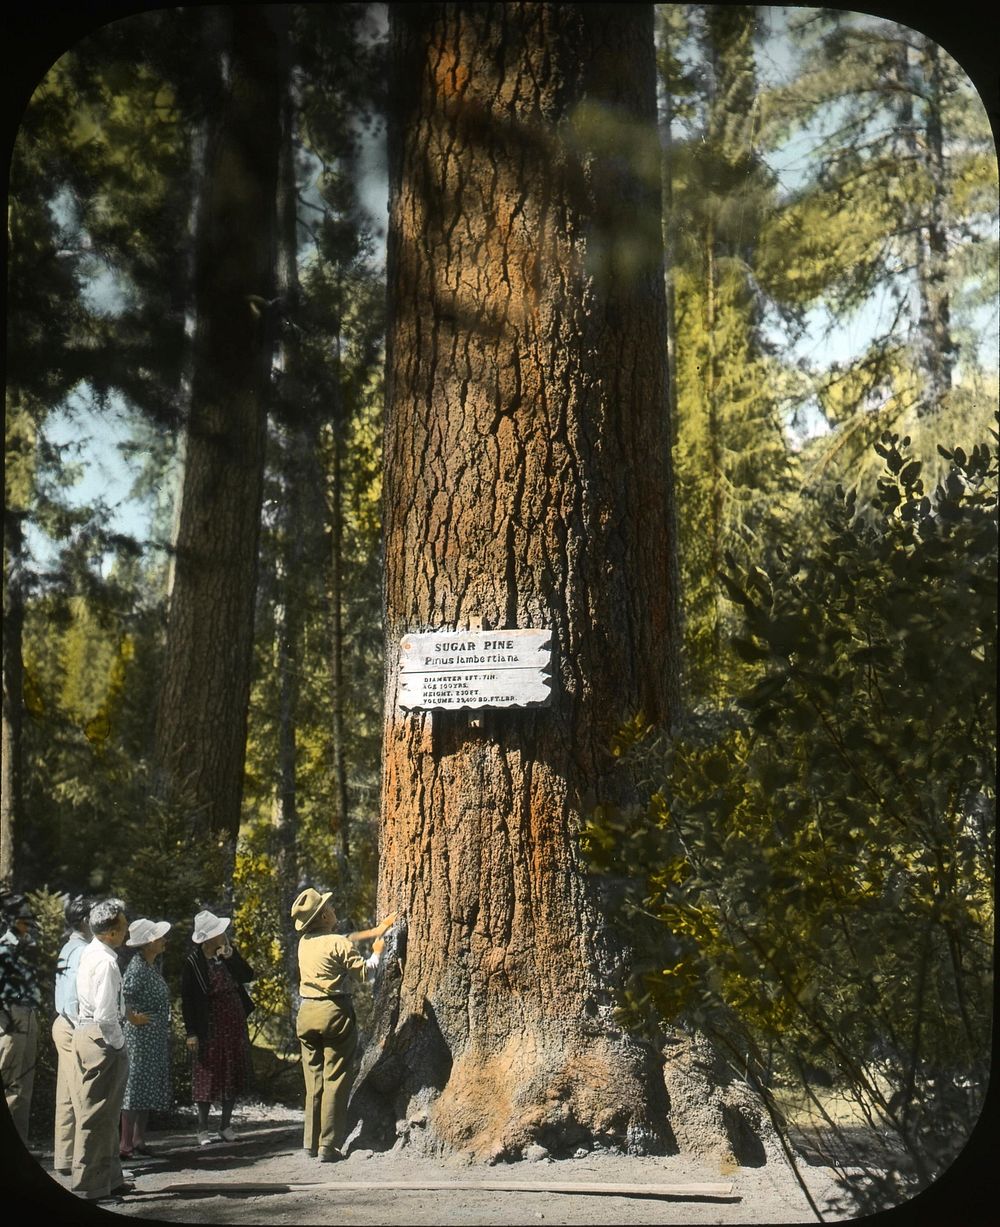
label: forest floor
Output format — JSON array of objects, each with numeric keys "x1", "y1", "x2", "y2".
[{"x1": 29, "y1": 1099, "x2": 881, "y2": 1226}]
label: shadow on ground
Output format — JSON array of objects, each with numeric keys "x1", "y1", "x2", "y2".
[{"x1": 130, "y1": 1122, "x2": 302, "y2": 1173}]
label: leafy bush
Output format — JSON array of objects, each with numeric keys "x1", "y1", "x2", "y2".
[
  {"x1": 233, "y1": 823, "x2": 293, "y2": 1048},
  {"x1": 22, "y1": 886, "x2": 66, "y2": 1139},
  {"x1": 114, "y1": 788, "x2": 231, "y2": 931},
  {"x1": 583, "y1": 425, "x2": 996, "y2": 1213}
]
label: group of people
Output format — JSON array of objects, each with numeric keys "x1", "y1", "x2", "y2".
[
  {"x1": 51, "y1": 896, "x2": 178, "y2": 1170},
  {"x1": 0, "y1": 886, "x2": 395, "y2": 1206}
]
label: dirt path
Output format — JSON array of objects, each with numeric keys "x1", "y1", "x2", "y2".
[{"x1": 27, "y1": 1108, "x2": 858, "y2": 1225}]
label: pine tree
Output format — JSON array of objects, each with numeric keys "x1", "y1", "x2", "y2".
[
  {"x1": 342, "y1": 2, "x2": 778, "y2": 1165},
  {"x1": 243, "y1": 2, "x2": 387, "y2": 909},
  {"x1": 152, "y1": 5, "x2": 286, "y2": 864},
  {"x1": 4, "y1": 22, "x2": 189, "y2": 885},
  {"x1": 660, "y1": 5, "x2": 794, "y2": 706},
  {"x1": 759, "y1": 8, "x2": 998, "y2": 486},
  {"x1": 8, "y1": 4, "x2": 389, "y2": 917}
]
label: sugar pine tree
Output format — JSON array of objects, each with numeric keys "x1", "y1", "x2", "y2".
[{"x1": 349, "y1": 2, "x2": 777, "y2": 1166}]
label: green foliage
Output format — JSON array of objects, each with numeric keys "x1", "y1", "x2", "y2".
[
  {"x1": 660, "y1": 5, "x2": 795, "y2": 706},
  {"x1": 232, "y1": 825, "x2": 292, "y2": 1046},
  {"x1": 583, "y1": 423, "x2": 996, "y2": 1212},
  {"x1": 18, "y1": 580, "x2": 164, "y2": 889},
  {"x1": 114, "y1": 793, "x2": 230, "y2": 928},
  {"x1": 659, "y1": 5, "x2": 997, "y2": 721},
  {"x1": 9, "y1": 0, "x2": 386, "y2": 902},
  {"x1": 23, "y1": 887, "x2": 66, "y2": 997},
  {"x1": 758, "y1": 9, "x2": 997, "y2": 447},
  {"x1": 21, "y1": 887, "x2": 77, "y2": 1129}
]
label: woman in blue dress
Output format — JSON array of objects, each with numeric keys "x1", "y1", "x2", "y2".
[{"x1": 120, "y1": 918, "x2": 172, "y2": 1158}]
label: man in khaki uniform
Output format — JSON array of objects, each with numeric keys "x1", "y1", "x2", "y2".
[
  {"x1": 290, "y1": 888, "x2": 394, "y2": 1161},
  {"x1": 0, "y1": 893, "x2": 41, "y2": 1146},
  {"x1": 71, "y1": 898, "x2": 148, "y2": 1206}
]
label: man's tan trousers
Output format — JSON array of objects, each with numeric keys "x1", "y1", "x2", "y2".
[
  {"x1": 296, "y1": 997, "x2": 358, "y2": 1156},
  {"x1": 70, "y1": 1022, "x2": 128, "y2": 1199},
  {"x1": 0, "y1": 1002, "x2": 38, "y2": 1143},
  {"x1": 51, "y1": 1013, "x2": 77, "y2": 1172}
]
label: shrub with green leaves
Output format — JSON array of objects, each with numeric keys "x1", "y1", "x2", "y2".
[
  {"x1": 233, "y1": 823, "x2": 292, "y2": 1048},
  {"x1": 22, "y1": 886, "x2": 76, "y2": 1138},
  {"x1": 583, "y1": 424, "x2": 996, "y2": 1213}
]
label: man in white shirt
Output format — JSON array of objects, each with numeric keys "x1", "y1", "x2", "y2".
[
  {"x1": 70, "y1": 897, "x2": 147, "y2": 1205},
  {"x1": 51, "y1": 895, "x2": 92, "y2": 1175}
]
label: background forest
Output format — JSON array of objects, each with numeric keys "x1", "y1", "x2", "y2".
[{"x1": 3, "y1": 3, "x2": 997, "y2": 1214}]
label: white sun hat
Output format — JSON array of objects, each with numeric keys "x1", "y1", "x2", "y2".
[
  {"x1": 191, "y1": 909, "x2": 230, "y2": 944},
  {"x1": 126, "y1": 918, "x2": 172, "y2": 947}
]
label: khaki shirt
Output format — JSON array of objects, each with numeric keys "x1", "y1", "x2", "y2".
[{"x1": 297, "y1": 932, "x2": 374, "y2": 999}]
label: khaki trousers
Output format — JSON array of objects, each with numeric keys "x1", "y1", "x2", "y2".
[
  {"x1": 296, "y1": 997, "x2": 357, "y2": 1154},
  {"x1": 51, "y1": 1014, "x2": 77, "y2": 1172},
  {"x1": 70, "y1": 1023, "x2": 128, "y2": 1199},
  {"x1": 0, "y1": 1002, "x2": 38, "y2": 1143}
]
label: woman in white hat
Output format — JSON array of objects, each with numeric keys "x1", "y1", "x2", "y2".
[
  {"x1": 119, "y1": 918, "x2": 172, "y2": 1158},
  {"x1": 181, "y1": 909, "x2": 255, "y2": 1146},
  {"x1": 290, "y1": 887, "x2": 395, "y2": 1161}
]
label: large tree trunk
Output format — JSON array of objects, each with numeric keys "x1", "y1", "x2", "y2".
[
  {"x1": 153, "y1": 5, "x2": 284, "y2": 851},
  {"x1": 352, "y1": 2, "x2": 682, "y2": 1161}
]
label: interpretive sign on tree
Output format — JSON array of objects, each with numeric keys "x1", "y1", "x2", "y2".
[{"x1": 397, "y1": 629, "x2": 553, "y2": 710}]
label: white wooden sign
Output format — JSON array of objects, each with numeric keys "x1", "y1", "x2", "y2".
[{"x1": 397, "y1": 629, "x2": 553, "y2": 711}]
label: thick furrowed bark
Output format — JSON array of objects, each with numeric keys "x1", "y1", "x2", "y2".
[{"x1": 354, "y1": 2, "x2": 687, "y2": 1161}]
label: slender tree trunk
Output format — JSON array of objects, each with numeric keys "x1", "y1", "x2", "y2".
[
  {"x1": 268, "y1": 55, "x2": 320, "y2": 1017},
  {"x1": 892, "y1": 34, "x2": 955, "y2": 419},
  {"x1": 352, "y1": 2, "x2": 682, "y2": 1161},
  {"x1": 657, "y1": 11, "x2": 686, "y2": 709},
  {"x1": 658, "y1": 22, "x2": 679, "y2": 434},
  {"x1": 273, "y1": 52, "x2": 301, "y2": 878},
  {"x1": 274, "y1": 501, "x2": 300, "y2": 866},
  {"x1": 1, "y1": 506, "x2": 26, "y2": 890},
  {"x1": 154, "y1": 5, "x2": 284, "y2": 853},
  {"x1": 703, "y1": 218, "x2": 724, "y2": 688},
  {"x1": 915, "y1": 35, "x2": 954, "y2": 416},
  {"x1": 328, "y1": 334, "x2": 351, "y2": 864},
  {"x1": 273, "y1": 464, "x2": 302, "y2": 1024}
]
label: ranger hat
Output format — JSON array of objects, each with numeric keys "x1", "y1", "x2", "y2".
[{"x1": 291, "y1": 887, "x2": 333, "y2": 932}]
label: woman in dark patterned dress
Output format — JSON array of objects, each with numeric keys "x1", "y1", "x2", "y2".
[
  {"x1": 180, "y1": 910, "x2": 255, "y2": 1146},
  {"x1": 120, "y1": 918, "x2": 172, "y2": 1158}
]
